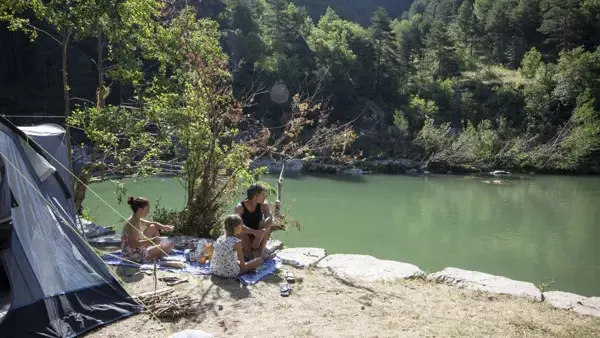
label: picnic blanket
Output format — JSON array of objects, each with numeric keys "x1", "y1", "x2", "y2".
[{"x1": 101, "y1": 250, "x2": 281, "y2": 285}]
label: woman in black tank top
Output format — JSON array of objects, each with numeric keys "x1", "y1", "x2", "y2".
[
  {"x1": 241, "y1": 199, "x2": 263, "y2": 230},
  {"x1": 235, "y1": 184, "x2": 273, "y2": 259}
]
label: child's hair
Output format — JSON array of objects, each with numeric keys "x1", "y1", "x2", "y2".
[
  {"x1": 224, "y1": 214, "x2": 243, "y2": 235},
  {"x1": 127, "y1": 196, "x2": 149, "y2": 213}
]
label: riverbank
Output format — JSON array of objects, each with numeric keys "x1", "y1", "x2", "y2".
[
  {"x1": 85, "y1": 246, "x2": 600, "y2": 338},
  {"x1": 73, "y1": 145, "x2": 599, "y2": 180}
]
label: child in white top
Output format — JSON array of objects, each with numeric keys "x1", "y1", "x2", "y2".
[{"x1": 210, "y1": 214, "x2": 263, "y2": 278}]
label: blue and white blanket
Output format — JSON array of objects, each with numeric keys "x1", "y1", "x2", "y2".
[{"x1": 101, "y1": 250, "x2": 281, "y2": 285}]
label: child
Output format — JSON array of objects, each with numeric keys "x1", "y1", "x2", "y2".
[{"x1": 210, "y1": 214, "x2": 264, "y2": 278}]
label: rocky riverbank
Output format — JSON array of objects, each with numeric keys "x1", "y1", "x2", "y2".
[
  {"x1": 86, "y1": 244, "x2": 600, "y2": 338},
  {"x1": 72, "y1": 144, "x2": 507, "y2": 179},
  {"x1": 85, "y1": 226, "x2": 600, "y2": 319},
  {"x1": 275, "y1": 247, "x2": 600, "y2": 318}
]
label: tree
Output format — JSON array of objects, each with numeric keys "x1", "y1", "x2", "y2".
[
  {"x1": 532, "y1": 89, "x2": 600, "y2": 169},
  {"x1": 151, "y1": 6, "x2": 356, "y2": 236},
  {"x1": 68, "y1": 0, "x2": 164, "y2": 212},
  {"x1": 552, "y1": 47, "x2": 600, "y2": 108},
  {"x1": 370, "y1": 6, "x2": 400, "y2": 98},
  {"x1": 425, "y1": 20, "x2": 459, "y2": 78},
  {"x1": 1, "y1": 0, "x2": 82, "y2": 170},
  {"x1": 524, "y1": 62, "x2": 557, "y2": 135},
  {"x1": 260, "y1": 0, "x2": 312, "y2": 81},
  {"x1": 392, "y1": 17, "x2": 423, "y2": 74},
  {"x1": 538, "y1": 0, "x2": 583, "y2": 52},
  {"x1": 454, "y1": 0, "x2": 478, "y2": 57},
  {"x1": 520, "y1": 47, "x2": 543, "y2": 78}
]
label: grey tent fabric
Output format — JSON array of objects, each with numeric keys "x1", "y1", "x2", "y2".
[
  {"x1": 0, "y1": 117, "x2": 140, "y2": 337},
  {"x1": 18, "y1": 124, "x2": 76, "y2": 220},
  {"x1": 0, "y1": 160, "x2": 9, "y2": 224}
]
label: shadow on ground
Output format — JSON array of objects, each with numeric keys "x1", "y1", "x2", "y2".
[
  {"x1": 210, "y1": 276, "x2": 251, "y2": 300},
  {"x1": 115, "y1": 266, "x2": 144, "y2": 283}
]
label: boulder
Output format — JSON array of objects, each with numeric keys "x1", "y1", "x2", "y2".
[
  {"x1": 427, "y1": 267, "x2": 542, "y2": 301},
  {"x1": 87, "y1": 233, "x2": 121, "y2": 246},
  {"x1": 169, "y1": 329, "x2": 214, "y2": 338},
  {"x1": 317, "y1": 254, "x2": 424, "y2": 282},
  {"x1": 276, "y1": 247, "x2": 327, "y2": 268},
  {"x1": 266, "y1": 239, "x2": 283, "y2": 254},
  {"x1": 544, "y1": 291, "x2": 600, "y2": 317}
]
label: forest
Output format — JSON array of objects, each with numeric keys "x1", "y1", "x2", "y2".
[{"x1": 2, "y1": 0, "x2": 600, "y2": 177}]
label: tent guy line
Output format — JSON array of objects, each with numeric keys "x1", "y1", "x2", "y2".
[
  {"x1": 0, "y1": 118, "x2": 167, "y2": 337},
  {"x1": 0, "y1": 150, "x2": 171, "y2": 334},
  {"x1": 15, "y1": 125, "x2": 172, "y2": 259}
]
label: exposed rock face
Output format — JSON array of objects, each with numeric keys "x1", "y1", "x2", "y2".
[
  {"x1": 276, "y1": 247, "x2": 327, "y2": 268},
  {"x1": 250, "y1": 158, "x2": 303, "y2": 176},
  {"x1": 544, "y1": 291, "x2": 600, "y2": 317},
  {"x1": 317, "y1": 254, "x2": 424, "y2": 282},
  {"x1": 427, "y1": 267, "x2": 542, "y2": 301}
]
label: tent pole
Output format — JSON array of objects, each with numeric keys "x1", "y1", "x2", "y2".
[{"x1": 77, "y1": 216, "x2": 87, "y2": 240}]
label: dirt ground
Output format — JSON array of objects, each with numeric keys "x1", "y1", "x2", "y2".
[{"x1": 85, "y1": 267, "x2": 600, "y2": 338}]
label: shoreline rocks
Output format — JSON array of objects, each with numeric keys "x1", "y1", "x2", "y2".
[
  {"x1": 544, "y1": 291, "x2": 600, "y2": 317},
  {"x1": 427, "y1": 267, "x2": 542, "y2": 301},
  {"x1": 85, "y1": 226, "x2": 599, "y2": 318},
  {"x1": 276, "y1": 247, "x2": 327, "y2": 268},
  {"x1": 316, "y1": 254, "x2": 424, "y2": 282}
]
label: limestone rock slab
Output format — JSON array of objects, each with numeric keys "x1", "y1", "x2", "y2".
[
  {"x1": 427, "y1": 267, "x2": 542, "y2": 301},
  {"x1": 544, "y1": 291, "x2": 600, "y2": 317},
  {"x1": 276, "y1": 247, "x2": 327, "y2": 268},
  {"x1": 317, "y1": 254, "x2": 424, "y2": 282}
]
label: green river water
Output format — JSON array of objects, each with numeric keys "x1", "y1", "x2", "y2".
[{"x1": 86, "y1": 174, "x2": 600, "y2": 297}]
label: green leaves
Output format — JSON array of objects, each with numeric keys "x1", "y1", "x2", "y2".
[{"x1": 520, "y1": 47, "x2": 543, "y2": 79}]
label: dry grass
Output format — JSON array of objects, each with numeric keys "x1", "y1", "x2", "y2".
[
  {"x1": 463, "y1": 65, "x2": 528, "y2": 86},
  {"x1": 85, "y1": 268, "x2": 600, "y2": 338}
]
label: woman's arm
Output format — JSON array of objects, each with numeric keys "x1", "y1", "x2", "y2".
[{"x1": 140, "y1": 218, "x2": 173, "y2": 232}]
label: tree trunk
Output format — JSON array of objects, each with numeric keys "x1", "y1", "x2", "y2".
[
  {"x1": 61, "y1": 30, "x2": 74, "y2": 190},
  {"x1": 74, "y1": 34, "x2": 105, "y2": 215},
  {"x1": 96, "y1": 34, "x2": 106, "y2": 108},
  {"x1": 74, "y1": 144, "x2": 100, "y2": 214}
]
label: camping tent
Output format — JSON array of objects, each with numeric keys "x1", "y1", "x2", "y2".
[{"x1": 0, "y1": 116, "x2": 140, "y2": 337}]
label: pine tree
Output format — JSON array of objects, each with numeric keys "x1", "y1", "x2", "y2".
[
  {"x1": 426, "y1": 20, "x2": 459, "y2": 78},
  {"x1": 456, "y1": 0, "x2": 478, "y2": 56},
  {"x1": 539, "y1": 0, "x2": 583, "y2": 52},
  {"x1": 370, "y1": 6, "x2": 399, "y2": 95}
]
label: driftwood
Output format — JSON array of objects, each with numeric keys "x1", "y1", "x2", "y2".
[
  {"x1": 271, "y1": 161, "x2": 301, "y2": 232},
  {"x1": 134, "y1": 288, "x2": 200, "y2": 318},
  {"x1": 135, "y1": 287, "x2": 172, "y2": 299}
]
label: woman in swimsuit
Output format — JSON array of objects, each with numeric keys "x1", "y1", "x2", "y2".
[
  {"x1": 234, "y1": 184, "x2": 278, "y2": 259},
  {"x1": 121, "y1": 196, "x2": 175, "y2": 263}
]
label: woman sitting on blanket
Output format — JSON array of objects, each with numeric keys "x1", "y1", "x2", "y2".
[
  {"x1": 121, "y1": 196, "x2": 175, "y2": 263},
  {"x1": 235, "y1": 184, "x2": 280, "y2": 260},
  {"x1": 210, "y1": 215, "x2": 264, "y2": 278}
]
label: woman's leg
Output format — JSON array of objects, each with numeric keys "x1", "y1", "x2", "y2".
[
  {"x1": 143, "y1": 224, "x2": 161, "y2": 245},
  {"x1": 146, "y1": 241, "x2": 175, "y2": 260},
  {"x1": 239, "y1": 257, "x2": 263, "y2": 274}
]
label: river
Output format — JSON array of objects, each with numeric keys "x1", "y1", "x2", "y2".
[{"x1": 86, "y1": 174, "x2": 600, "y2": 297}]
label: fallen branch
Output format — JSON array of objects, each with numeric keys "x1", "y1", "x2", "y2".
[{"x1": 134, "y1": 288, "x2": 200, "y2": 318}]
